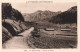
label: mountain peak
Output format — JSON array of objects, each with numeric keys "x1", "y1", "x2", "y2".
[{"x1": 67, "y1": 6, "x2": 77, "y2": 12}]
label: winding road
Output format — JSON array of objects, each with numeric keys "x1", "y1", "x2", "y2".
[{"x1": 3, "y1": 27, "x2": 35, "y2": 49}]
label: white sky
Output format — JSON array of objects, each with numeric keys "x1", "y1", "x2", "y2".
[{"x1": 11, "y1": 2, "x2": 77, "y2": 13}]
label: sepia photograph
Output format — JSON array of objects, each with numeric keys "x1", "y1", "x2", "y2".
[{"x1": 2, "y1": 2, "x2": 77, "y2": 49}]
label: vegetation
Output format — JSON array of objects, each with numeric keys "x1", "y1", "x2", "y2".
[
  {"x1": 2, "y1": 3, "x2": 24, "y2": 22},
  {"x1": 49, "y1": 6, "x2": 77, "y2": 24}
]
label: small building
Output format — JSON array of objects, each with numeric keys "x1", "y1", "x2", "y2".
[
  {"x1": 61, "y1": 28, "x2": 71, "y2": 31},
  {"x1": 44, "y1": 28, "x2": 54, "y2": 31}
]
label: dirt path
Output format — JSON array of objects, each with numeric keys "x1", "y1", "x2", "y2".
[{"x1": 3, "y1": 27, "x2": 35, "y2": 49}]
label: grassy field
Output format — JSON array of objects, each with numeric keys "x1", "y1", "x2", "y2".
[
  {"x1": 28, "y1": 28, "x2": 77, "y2": 49},
  {"x1": 25, "y1": 22, "x2": 77, "y2": 49},
  {"x1": 29, "y1": 31, "x2": 77, "y2": 49}
]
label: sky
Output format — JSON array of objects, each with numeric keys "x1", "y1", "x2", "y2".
[{"x1": 11, "y1": 2, "x2": 77, "y2": 13}]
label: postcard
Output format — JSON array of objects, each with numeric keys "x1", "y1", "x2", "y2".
[{"x1": 0, "y1": 0, "x2": 80, "y2": 52}]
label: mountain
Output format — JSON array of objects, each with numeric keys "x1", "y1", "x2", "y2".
[
  {"x1": 67, "y1": 6, "x2": 77, "y2": 12},
  {"x1": 49, "y1": 6, "x2": 77, "y2": 24},
  {"x1": 2, "y1": 3, "x2": 24, "y2": 22},
  {"x1": 22, "y1": 10, "x2": 61, "y2": 22}
]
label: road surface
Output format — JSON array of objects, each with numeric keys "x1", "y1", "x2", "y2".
[{"x1": 3, "y1": 27, "x2": 35, "y2": 49}]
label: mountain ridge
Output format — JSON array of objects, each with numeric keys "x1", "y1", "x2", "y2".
[
  {"x1": 49, "y1": 6, "x2": 77, "y2": 24},
  {"x1": 22, "y1": 10, "x2": 61, "y2": 22}
]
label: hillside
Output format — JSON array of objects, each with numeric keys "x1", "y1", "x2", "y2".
[
  {"x1": 22, "y1": 10, "x2": 61, "y2": 22},
  {"x1": 2, "y1": 3, "x2": 24, "y2": 22},
  {"x1": 2, "y1": 3, "x2": 27, "y2": 44},
  {"x1": 49, "y1": 6, "x2": 77, "y2": 24}
]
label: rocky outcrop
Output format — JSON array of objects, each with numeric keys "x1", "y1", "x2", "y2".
[
  {"x1": 2, "y1": 26, "x2": 12, "y2": 43},
  {"x1": 2, "y1": 19, "x2": 27, "y2": 35}
]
